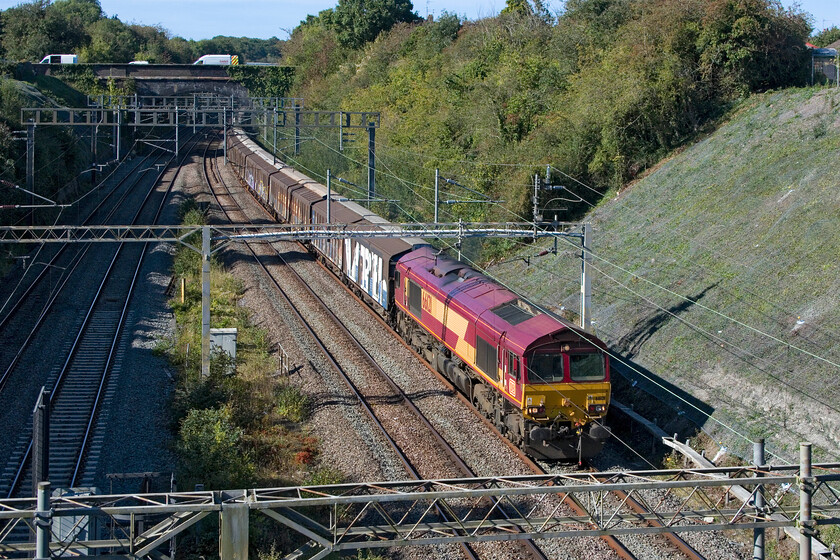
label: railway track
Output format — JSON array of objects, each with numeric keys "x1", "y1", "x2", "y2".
[
  {"x1": 207, "y1": 137, "x2": 714, "y2": 560},
  {"x1": 202, "y1": 138, "x2": 558, "y2": 560},
  {"x1": 0, "y1": 132, "x2": 201, "y2": 500},
  {"x1": 0, "y1": 155, "x2": 155, "y2": 394}
]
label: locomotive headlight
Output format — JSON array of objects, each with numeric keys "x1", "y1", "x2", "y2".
[
  {"x1": 588, "y1": 404, "x2": 606, "y2": 414},
  {"x1": 527, "y1": 405, "x2": 546, "y2": 415}
]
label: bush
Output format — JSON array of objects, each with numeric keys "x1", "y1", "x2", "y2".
[{"x1": 176, "y1": 406, "x2": 256, "y2": 490}]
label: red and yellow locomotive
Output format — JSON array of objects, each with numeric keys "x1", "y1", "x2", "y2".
[{"x1": 394, "y1": 247, "x2": 610, "y2": 460}]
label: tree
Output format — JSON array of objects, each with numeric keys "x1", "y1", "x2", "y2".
[
  {"x1": 177, "y1": 406, "x2": 254, "y2": 489},
  {"x1": 810, "y1": 26, "x2": 840, "y2": 47},
  {"x1": 501, "y1": 0, "x2": 532, "y2": 16},
  {"x1": 1, "y1": 1, "x2": 50, "y2": 61},
  {"x1": 50, "y1": 0, "x2": 102, "y2": 29},
  {"x1": 45, "y1": 0, "x2": 102, "y2": 55},
  {"x1": 130, "y1": 24, "x2": 174, "y2": 63},
  {"x1": 322, "y1": 0, "x2": 421, "y2": 49},
  {"x1": 561, "y1": 0, "x2": 632, "y2": 46},
  {"x1": 0, "y1": 0, "x2": 104, "y2": 61},
  {"x1": 500, "y1": 0, "x2": 551, "y2": 21},
  {"x1": 81, "y1": 17, "x2": 138, "y2": 62},
  {"x1": 698, "y1": 0, "x2": 810, "y2": 93}
]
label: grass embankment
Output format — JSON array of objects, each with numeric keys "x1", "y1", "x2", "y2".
[
  {"x1": 491, "y1": 87, "x2": 840, "y2": 464},
  {"x1": 490, "y1": 85, "x2": 840, "y2": 558},
  {"x1": 158, "y1": 201, "x2": 344, "y2": 558}
]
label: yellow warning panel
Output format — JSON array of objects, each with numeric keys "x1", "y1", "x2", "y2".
[{"x1": 231, "y1": 55, "x2": 239, "y2": 65}]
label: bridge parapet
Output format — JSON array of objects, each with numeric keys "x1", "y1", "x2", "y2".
[
  {"x1": 29, "y1": 63, "x2": 291, "y2": 97},
  {"x1": 35, "y1": 63, "x2": 235, "y2": 80}
]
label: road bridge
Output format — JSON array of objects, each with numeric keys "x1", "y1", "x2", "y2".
[{"x1": 26, "y1": 63, "x2": 291, "y2": 97}]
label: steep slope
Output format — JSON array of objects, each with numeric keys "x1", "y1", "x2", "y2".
[{"x1": 490, "y1": 87, "x2": 840, "y2": 463}]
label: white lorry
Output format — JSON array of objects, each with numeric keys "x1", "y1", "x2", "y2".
[
  {"x1": 39, "y1": 54, "x2": 78, "y2": 64},
  {"x1": 193, "y1": 54, "x2": 238, "y2": 65}
]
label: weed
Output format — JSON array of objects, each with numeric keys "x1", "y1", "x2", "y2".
[
  {"x1": 813, "y1": 119, "x2": 828, "y2": 139},
  {"x1": 275, "y1": 383, "x2": 310, "y2": 423},
  {"x1": 820, "y1": 523, "x2": 840, "y2": 553},
  {"x1": 305, "y1": 465, "x2": 345, "y2": 486}
]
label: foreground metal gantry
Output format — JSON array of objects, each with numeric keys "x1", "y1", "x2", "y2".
[{"x1": 1, "y1": 461, "x2": 838, "y2": 560}]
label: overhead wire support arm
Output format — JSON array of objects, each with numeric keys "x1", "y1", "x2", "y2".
[
  {"x1": 442, "y1": 199, "x2": 505, "y2": 205},
  {"x1": 0, "y1": 180, "x2": 60, "y2": 206},
  {"x1": 435, "y1": 169, "x2": 499, "y2": 221},
  {"x1": 442, "y1": 176, "x2": 493, "y2": 200},
  {"x1": 533, "y1": 167, "x2": 568, "y2": 223}
]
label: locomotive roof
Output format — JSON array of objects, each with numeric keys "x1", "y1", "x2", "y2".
[{"x1": 398, "y1": 246, "x2": 586, "y2": 352}]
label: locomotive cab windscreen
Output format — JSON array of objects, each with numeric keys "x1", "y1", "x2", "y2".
[
  {"x1": 569, "y1": 352, "x2": 606, "y2": 381},
  {"x1": 525, "y1": 346, "x2": 606, "y2": 384},
  {"x1": 526, "y1": 350, "x2": 565, "y2": 383}
]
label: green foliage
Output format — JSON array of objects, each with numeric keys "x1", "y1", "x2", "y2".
[
  {"x1": 320, "y1": 0, "x2": 422, "y2": 49},
  {"x1": 810, "y1": 26, "x2": 840, "y2": 47},
  {"x1": 279, "y1": 0, "x2": 814, "y2": 237},
  {"x1": 1, "y1": 1, "x2": 50, "y2": 61},
  {"x1": 81, "y1": 17, "x2": 138, "y2": 62},
  {"x1": 48, "y1": 64, "x2": 98, "y2": 92},
  {"x1": 50, "y1": 0, "x2": 102, "y2": 28},
  {"x1": 697, "y1": 0, "x2": 810, "y2": 94},
  {"x1": 226, "y1": 65, "x2": 294, "y2": 97},
  {"x1": 274, "y1": 383, "x2": 310, "y2": 423},
  {"x1": 282, "y1": 22, "x2": 349, "y2": 97},
  {"x1": 171, "y1": 357, "x2": 232, "y2": 425},
  {"x1": 130, "y1": 25, "x2": 194, "y2": 63},
  {"x1": 304, "y1": 465, "x2": 345, "y2": 486},
  {"x1": 176, "y1": 406, "x2": 255, "y2": 489},
  {"x1": 501, "y1": 0, "x2": 532, "y2": 17},
  {"x1": 561, "y1": 0, "x2": 632, "y2": 46}
]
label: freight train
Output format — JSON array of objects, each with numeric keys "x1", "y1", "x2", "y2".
[{"x1": 226, "y1": 129, "x2": 611, "y2": 460}]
